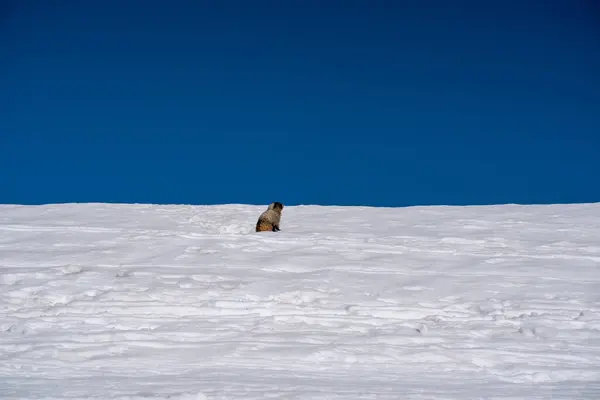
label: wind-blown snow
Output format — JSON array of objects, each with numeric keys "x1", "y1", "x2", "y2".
[{"x1": 1, "y1": 202, "x2": 600, "y2": 399}]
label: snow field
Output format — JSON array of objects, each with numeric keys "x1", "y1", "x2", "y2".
[{"x1": 1, "y1": 203, "x2": 600, "y2": 399}]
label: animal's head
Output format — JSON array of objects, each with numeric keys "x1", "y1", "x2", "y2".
[{"x1": 267, "y1": 202, "x2": 284, "y2": 213}]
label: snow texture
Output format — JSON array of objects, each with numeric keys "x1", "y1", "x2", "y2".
[{"x1": 1, "y1": 202, "x2": 600, "y2": 399}]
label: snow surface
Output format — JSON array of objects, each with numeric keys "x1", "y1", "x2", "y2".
[{"x1": 1, "y1": 202, "x2": 600, "y2": 399}]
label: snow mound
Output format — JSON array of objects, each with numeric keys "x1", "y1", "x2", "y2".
[{"x1": 1, "y1": 202, "x2": 600, "y2": 399}]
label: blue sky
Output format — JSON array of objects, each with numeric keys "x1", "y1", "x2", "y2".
[{"x1": 1, "y1": 0, "x2": 599, "y2": 207}]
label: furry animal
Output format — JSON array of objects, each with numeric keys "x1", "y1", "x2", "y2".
[{"x1": 255, "y1": 202, "x2": 284, "y2": 232}]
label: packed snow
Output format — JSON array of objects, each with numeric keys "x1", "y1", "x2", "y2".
[{"x1": 1, "y1": 202, "x2": 600, "y2": 399}]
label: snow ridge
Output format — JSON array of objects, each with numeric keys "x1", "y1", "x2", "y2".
[{"x1": 1, "y1": 203, "x2": 600, "y2": 399}]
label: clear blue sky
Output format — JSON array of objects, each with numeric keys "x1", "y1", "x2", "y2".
[{"x1": 1, "y1": 0, "x2": 599, "y2": 207}]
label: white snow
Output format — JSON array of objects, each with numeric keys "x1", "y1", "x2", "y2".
[{"x1": 1, "y1": 202, "x2": 600, "y2": 399}]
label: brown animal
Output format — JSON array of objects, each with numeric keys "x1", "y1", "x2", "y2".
[{"x1": 255, "y1": 202, "x2": 284, "y2": 232}]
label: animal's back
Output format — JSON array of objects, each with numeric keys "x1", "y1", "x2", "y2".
[{"x1": 256, "y1": 210, "x2": 279, "y2": 232}]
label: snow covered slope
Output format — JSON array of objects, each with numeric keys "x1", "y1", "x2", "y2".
[{"x1": 1, "y1": 202, "x2": 600, "y2": 399}]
